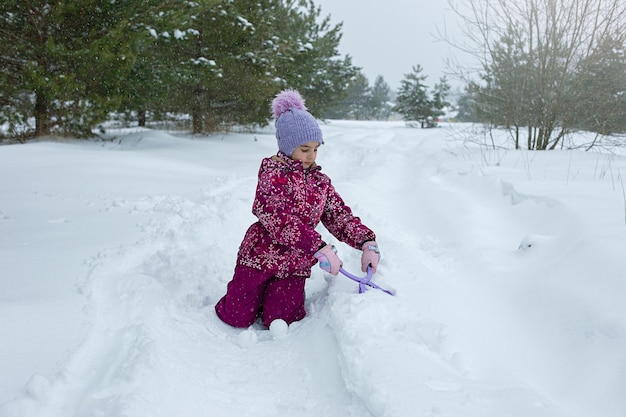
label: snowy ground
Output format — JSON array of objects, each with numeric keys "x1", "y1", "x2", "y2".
[{"x1": 1, "y1": 121, "x2": 625, "y2": 417}]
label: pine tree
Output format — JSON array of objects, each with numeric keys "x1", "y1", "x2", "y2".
[
  {"x1": 162, "y1": 0, "x2": 357, "y2": 133},
  {"x1": 429, "y1": 76, "x2": 451, "y2": 120},
  {"x1": 270, "y1": 0, "x2": 357, "y2": 116},
  {"x1": 322, "y1": 71, "x2": 375, "y2": 120},
  {"x1": 166, "y1": 0, "x2": 280, "y2": 133},
  {"x1": 571, "y1": 36, "x2": 626, "y2": 136},
  {"x1": 0, "y1": 0, "x2": 359, "y2": 137},
  {"x1": 455, "y1": 92, "x2": 479, "y2": 122},
  {"x1": 117, "y1": 1, "x2": 199, "y2": 127},
  {"x1": 0, "y1": 0, "x2": 191, "y2": 137},
  {"x1": 394, "y1": 65, "x2": 431, "y2": 126},
  {"x1": 369, "y1": 75, "x2": 392, "y2": 120},
  {"x1": 394, "y1": 66, "x2": 450, "y2": 127}
]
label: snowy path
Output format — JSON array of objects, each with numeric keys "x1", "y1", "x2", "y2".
[{"x1": 2, "y1": 123, "x2": 625, "y2": 417}]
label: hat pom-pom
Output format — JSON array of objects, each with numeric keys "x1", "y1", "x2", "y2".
[{"x1": 272, "y1": 89, "x2": 307, "y2": 119}]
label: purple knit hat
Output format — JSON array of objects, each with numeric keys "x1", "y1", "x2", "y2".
[{"x1": 271, "y1": 89, "x2": 323, "y2": 156}]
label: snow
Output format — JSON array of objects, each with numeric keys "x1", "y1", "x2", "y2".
[{"x1": 1, "y1": 121, "x2": 625, "y2": 417}]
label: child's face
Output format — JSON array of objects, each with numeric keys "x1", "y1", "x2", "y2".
[{"x1": 291, "y1": 141, "x2": 320, "y2": 169}]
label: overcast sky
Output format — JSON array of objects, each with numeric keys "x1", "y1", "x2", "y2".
[{"x1": 313, "y1": 0, "x2": 470, "y2": 91}]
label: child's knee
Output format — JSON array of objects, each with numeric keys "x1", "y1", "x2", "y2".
[
  {"x1": 215, "y1": 297, "x2": 258, "y2": 328},
  {"x1": 261, "y1": 279, "x2": 307, "y2": 327},
  {"x1": 214, "y1": 266, "x2": 271, "y2": 328}
]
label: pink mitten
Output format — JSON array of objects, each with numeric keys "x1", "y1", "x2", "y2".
[
  {"x1": 314, "y1": 245, "x2": 342, "y2": 275},
  {"x1": 361, "y1": 241, "x2": 381, "y2": 273}
]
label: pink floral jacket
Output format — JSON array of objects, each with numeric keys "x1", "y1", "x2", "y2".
[{"x1": 237, "y1": 152, "x2": 376, "y2": 279}]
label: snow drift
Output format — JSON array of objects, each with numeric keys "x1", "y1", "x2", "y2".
[{"x1": 1, "y1": 121, "x2": 625, "y2": 417}]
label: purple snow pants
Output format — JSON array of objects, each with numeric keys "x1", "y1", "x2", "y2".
[{"x1": 215, "y1": 265, "x2": 307, "y2": 328}]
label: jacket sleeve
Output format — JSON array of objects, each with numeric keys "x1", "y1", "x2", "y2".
[
  {"x1": 252, "y1": 169, "x2": 323, "y2": 255},
  {"x1": 321, "y1": 181, "x2": 376, "y2": 250}
]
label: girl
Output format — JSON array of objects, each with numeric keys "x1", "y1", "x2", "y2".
[{"x1": 215, "y1": 89, "x2": 380, "y2": 329}]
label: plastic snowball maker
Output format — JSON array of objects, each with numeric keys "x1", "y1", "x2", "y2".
[{"x1": 339, "y1": 266, "x2": 394, "y2": 296}]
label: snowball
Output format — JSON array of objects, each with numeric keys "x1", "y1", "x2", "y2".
[
  {"x1": 237, "y1": 329, "x2": 257, "y2": 348},
  {"x1": 269, "y1": 319, "x2": 289, "y2": 340},
  {"x1": 25, "y1": 374, "x2": 51, "y2": 399}
]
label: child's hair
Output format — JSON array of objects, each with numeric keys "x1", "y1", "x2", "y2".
[{"x1": 272, "y1": 89, "x2": 323, "y2": 156}]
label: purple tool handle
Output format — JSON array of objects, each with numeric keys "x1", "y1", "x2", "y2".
[{"x1": 338, "y1": 266, "x2": 394, "y2": 296}]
